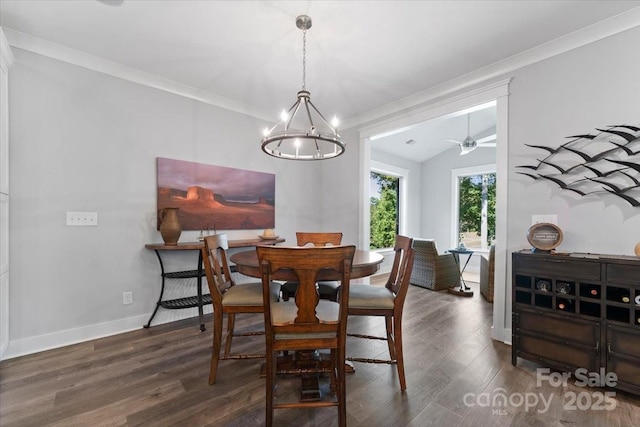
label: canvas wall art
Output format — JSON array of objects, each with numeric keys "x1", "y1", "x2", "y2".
[{"x1": 157, "y1": 157, "x2": 275, "y2": 230}]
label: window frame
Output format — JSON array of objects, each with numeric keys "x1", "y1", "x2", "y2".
[
  {"x1": 450, "y1": 163, "x2": 496, "y2": 252},
  {"x1": 370, "y1": 160, "x2": 408, "y2": 248}
]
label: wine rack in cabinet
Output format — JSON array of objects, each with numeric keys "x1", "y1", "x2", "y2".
[{"x1": 512, "y1": 251, "x2": 640, "y2": 396}]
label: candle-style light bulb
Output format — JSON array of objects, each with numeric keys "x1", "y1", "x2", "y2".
[{"x1": 331, "y1": 115, "x2": 339, "y2": 129}]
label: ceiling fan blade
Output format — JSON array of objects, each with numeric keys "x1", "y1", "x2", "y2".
[
  {"x1": 476, "y1": 134, "x2": 496, "y2": 144},
  {"x1": 444, "y1": 138, "x2": 463, "y2": 144},
  {"x1": 477, "y1": 142, "x2": 497, "y2": 147}
]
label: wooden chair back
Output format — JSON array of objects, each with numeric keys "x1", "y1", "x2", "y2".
[
  {"x1": 280, "y1": 232, "x2": 345, "y2": 302},
  {"x1": 296, "y1": 232, "x2": 343, "y2": 247},
  {"x1": 202, "y1": 234, "x2": 234, "y2": 306},
  {"x1": 256, "y1": 245, "x2": 355, "y2": 426},
  {"x1": 258, "y1": 245, "x2": 354, "y2": 340},
  {"x1": 385, "y1": 235, "x2": 415, "y2": 310}
]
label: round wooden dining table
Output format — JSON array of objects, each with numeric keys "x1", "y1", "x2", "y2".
[
  {"x1": 231, "y1": 246, "x2": 385, "y2": 394},
  {"x1": 230, "y1": 248, "x2": 384, "y2": 280}
]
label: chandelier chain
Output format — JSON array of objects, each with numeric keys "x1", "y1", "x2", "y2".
[{"x1": 302, "y1": 30, "x2": 307, "y2": 90}]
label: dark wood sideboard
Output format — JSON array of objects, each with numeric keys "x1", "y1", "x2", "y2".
[{"x1": 512, "y1": 250, "x2": 640, "y2": 395}]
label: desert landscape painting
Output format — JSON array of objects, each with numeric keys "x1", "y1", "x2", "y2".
[{"x1": 157, "y1": 157, "x2": 275, "y2": 230}]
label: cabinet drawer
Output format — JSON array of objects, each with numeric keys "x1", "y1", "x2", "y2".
[
  {"x1": 513, "y1": 255, "x2": 600, "y2": 280},
  {"x1": 607, "y1": 263, "x2": 640, "y2": 285},
  {"x1": 517, "y1": 309, "x2": 600, "y2": 347},
  {"x1": 607, "y1": 325, "x2": 640, "y2": 357},
  {"x1": 516, "y1": 334, "x2": 600, "y2": 372},
  {"x1": 607, "y1": 355, "x2": 640, "y2": 394}
]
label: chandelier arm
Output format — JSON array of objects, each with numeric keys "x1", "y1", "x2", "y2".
[
  {"x1": 284, "y1": 99, "x2": 303, "y2": 132},
  {"x1": 265, "y1": 122, "x2": 281, "y2": 136},
  {"x1": 302, "y1": 98, "x2": 315, "y2": 130},
  {"x1": 307, "y1": 100, "x2": 337, "y2": 134}
]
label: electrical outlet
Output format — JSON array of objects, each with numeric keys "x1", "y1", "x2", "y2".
[
  {"x1": 122, "y1": 291, "x2": 133, "y2": 305},
  {"x1": 66, "y1": 211, "x2": 98, "y2": 226},
  {"x1": 531, "y1": 215, "x2": 557, "y2": 225}
]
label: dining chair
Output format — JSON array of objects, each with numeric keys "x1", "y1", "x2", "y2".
[
  {"x1": 201, "y1": 234, "x2": 281, "y2": 385},
  {"x1": 347, "y1": 234, "x2": 414, "y2": 391},
  {"x1": 280, "y1": 232, "x2": 343, "y2": 302},
  {"x1": 257, "y1": 244, "x2": 355, "y2": 427}
]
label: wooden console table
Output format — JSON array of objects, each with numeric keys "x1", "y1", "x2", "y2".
[
  {"x1": 144, "y1": 237, "x2": 285, "y2": 331},
  {"x1": 512, "y1": 250, "x2": 640, "y2": 396}
]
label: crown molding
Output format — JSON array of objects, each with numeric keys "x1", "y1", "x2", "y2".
[
  {"x1": 343, "y1": 6, "x2": 640, "y2": 130},
  {"x1": 1, "y1": 27, "x2": 273, "y2": 122},
  {"x1": 0, "y1": 27, "x2": 15, "y2": 70}
]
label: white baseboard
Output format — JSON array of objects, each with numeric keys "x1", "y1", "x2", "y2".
[
  {"x1": 493, "y1": 326, "x2": 512, "y2": 345},
  {"x1": 2, "y1": 313, "x2": 151, "y2": 360}
]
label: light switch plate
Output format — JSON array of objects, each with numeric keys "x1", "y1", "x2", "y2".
[
  {"x1": 531, "y1": 214, "x2": 557, "y2": 225},
  {"x1": 66, "y1": 211, "x2": 98, "y2": 226}
]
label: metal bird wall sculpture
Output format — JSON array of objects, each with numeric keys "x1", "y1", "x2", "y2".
[{"x1": 517, "y1": 123, "x2": 640, "y2": 206}]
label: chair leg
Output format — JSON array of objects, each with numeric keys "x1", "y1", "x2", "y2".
[
  {"x1": 329, "y1": 349, "x2": 337, "y2": 394},
  {"x1": 337, "y1": 346, "x2": 347, "y2": 427},
  {"x1": 265, "y1": 350, "x2": 275, "y2": 427},
  {"x1": 393, "y1": 315, "x2": 406, "y2": 391},
  {"x1": 385, "y1": 316, "x2": 396, "y2": 360},
  {"x1": 223, "y1": 313, "x2": 235, "y2": 358},
  {"x1": 209, "y1": 310, "x2": 223, "y2": 385}
]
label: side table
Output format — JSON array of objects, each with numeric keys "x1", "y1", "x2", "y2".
[
  {"x1": 144, "y1": 242, "x2": 209, "y2": 331},
  {"x1": 144, "y1": 237, "x2": 285, "y2": 331},
  {"x1": 447, "y1": 247, "x2": 474, "y2": 297}
]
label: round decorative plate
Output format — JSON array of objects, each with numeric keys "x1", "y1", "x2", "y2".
[{"x1": 527, "y1": 222, "x2": 563, "y2": 252}]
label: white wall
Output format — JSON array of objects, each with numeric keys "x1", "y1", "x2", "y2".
[
  {"x1": 0, "y1": 28, "x2": 14, "y2": 357},
  {"x1": 421, "y1": 146, "x2": 497, "y2": 257},
  {"x1": 502, "y1": 26, "x2": 640, "y2": 333},
  {"x1": 370, "y1": 148, "x2": 422, "y2": 238},
  {"x1": 316, "y1": 127, "x2": 363, "y2": 246},
  {"x1": 5, "y1": 48, "x2": 328, "y2": 358}
]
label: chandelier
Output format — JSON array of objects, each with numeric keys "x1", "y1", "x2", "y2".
[{"x1": 261, "y1": 15, "x2": 345, "y2": 160}]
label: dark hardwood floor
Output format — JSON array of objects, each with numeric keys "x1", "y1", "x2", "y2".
[{"x1": 1, "y1": 277, "x2": 639, "y2": 426}]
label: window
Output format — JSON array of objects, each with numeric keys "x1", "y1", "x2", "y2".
[{"x1": 452, "y1": 165, "x2": 496, "y2": 251}]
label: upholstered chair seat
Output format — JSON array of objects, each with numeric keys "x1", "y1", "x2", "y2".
[
  {"x1": 348, "y1": 284, "x2": 395, "y2": 310},
  {"x1": 222, "y1": 282, "x2": 280, "y2": 306}
]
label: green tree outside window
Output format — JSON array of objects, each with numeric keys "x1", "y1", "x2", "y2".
[
  {"x1": 370, "y1": 172, "x2": 399, "y2": 249},
  {"x1": 459, "y1": 173, "x2": 496, "y2": 248}
]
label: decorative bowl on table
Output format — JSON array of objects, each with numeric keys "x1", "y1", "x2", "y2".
[
  {"x1": 259, "y1": 229, "x2": 277, "y2": 240},
  {"x1": 259, "y1": 234, "x2": 279, "y2": 240}
]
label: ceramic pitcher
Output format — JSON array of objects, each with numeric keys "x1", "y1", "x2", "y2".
[{"x1": 159, "y1": 207, "x2": 182, "y2": 245}]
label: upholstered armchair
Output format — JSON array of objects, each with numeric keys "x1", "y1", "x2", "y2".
[
  {"x1": 480, "y1": 245, "x2": 495, "y2": 302},
  {"x1": 409, "y1": 239, "x2": 460, "y2": 291}
]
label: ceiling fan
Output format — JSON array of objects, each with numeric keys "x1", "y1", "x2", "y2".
[{"x1": 445, "y1": 113, "x2": 496, "y2": 155}]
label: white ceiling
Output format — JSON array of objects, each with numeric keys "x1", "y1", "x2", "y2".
[{"x1": 2, "y1": 0, "x2": 639, "y2": 161}]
